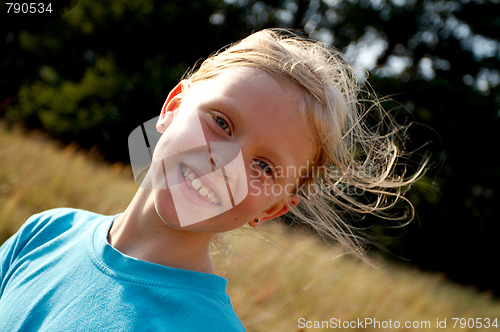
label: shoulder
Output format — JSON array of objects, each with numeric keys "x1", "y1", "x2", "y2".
[
  {"x1": 0, "y1": 208, "x2": 115, "y2": 282},
  {"x1": 12, "y1": 208, "x2": 113, "y2": 253},
  {"x1": 27, "y1": 207, "x2": 105, "y2": 223},
  {"x1": 21, "y1": 208, "x2": 107, "y2": 236}
]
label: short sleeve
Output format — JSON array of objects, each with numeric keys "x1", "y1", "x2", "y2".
[
  {"x1": 0, "y1": 209, "x2": 72, "y2": 295},
  {"x1": 0, "y1": 212, "x2": 43, "y2": 292}
]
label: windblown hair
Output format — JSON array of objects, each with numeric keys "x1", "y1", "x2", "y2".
[{"x1": 184, "y1": 28, "x2": 428, "y2": 259}]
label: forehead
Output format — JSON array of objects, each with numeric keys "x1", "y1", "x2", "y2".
[
  {"x1": 187, "y1": 67, "x2": 304, "y2": 121},
  {"x1": 189, "y1": 66, "x2": 295, "y2": 100},
  {"x1": 187, "y1": 67, "x2": 317, "y2": 178}
]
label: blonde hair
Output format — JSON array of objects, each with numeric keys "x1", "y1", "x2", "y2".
[{"x1": 184, "y1": 28, "x2": 428, "y2": 259}]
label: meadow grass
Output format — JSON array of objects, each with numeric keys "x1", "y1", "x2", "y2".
[{"x1": 1, "y1": 122, "x2": 499, "y2": 331}]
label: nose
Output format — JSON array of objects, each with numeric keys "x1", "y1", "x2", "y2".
[
  {"x1": 208, "y1": 141, "x2": 242, "y2": 176},
  {"x1": 208, "y1": 141, "x2": 248, "y2": 206}
]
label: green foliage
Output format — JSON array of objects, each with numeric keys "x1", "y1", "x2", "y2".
[{"x1": 8, "y1": 56, "x2": 124, "y2": 140}]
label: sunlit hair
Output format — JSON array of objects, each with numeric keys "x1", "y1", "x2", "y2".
[{"x1": 183, "y1": 28, "x2": 428, "y2": 259}]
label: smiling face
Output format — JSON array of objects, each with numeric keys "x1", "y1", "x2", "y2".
[{"x1": 150, "y1": 67, "x2": 316, "y2": 233}]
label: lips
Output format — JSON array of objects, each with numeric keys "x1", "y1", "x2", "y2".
[{"x1": 180, "y1": 163, "x2": 222, "y2": 206}]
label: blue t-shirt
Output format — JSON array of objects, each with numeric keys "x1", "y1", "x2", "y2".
[{"x1": 0, "y1": 208, "x2": 246, "y2": 331}]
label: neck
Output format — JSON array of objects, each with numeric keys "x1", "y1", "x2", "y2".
[{"x1": 108, "y1": 188, "x2": 215, "y2": 274}]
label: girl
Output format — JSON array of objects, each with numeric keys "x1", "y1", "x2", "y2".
[{"x1": 0, "y1": 29, "x2": 425, "y2": 330}]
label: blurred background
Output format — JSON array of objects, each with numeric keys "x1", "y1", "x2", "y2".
[{"x1": 1, "y1": 0, "x2": 499, "y2": 304}]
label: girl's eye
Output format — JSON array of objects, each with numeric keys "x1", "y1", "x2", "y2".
[
  {"x1": 214, "y1": 115, "x2": 231, "y2": 135},
  {"x1": 256, "y1": 160, "x2": 273, "y2": 177}
]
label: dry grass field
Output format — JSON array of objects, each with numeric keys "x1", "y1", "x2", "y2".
[{"x1": 1, "y1": 122, "x2": 499, "y2": 331}]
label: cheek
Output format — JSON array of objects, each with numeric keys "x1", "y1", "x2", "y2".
[
  {"x1": 248, "y1": 178, "x2": 290, "y2": 200},
  {"x1": 154, "y1": 109, "x2": 207, "y2": 162},
  {"x1": 240, "y1": 179, "x2": 288, "y2": 216}
]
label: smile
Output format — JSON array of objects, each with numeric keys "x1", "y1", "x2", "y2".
[{"x1": 180, "y1": 163, "x2": 222, "y2": 206}]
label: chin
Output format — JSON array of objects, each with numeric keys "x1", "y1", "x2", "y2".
[
  {"x1": 153, "y1": 188, "x2": 183, "y2": 229},
  {"x1": 152, "y1": 185, "x2": 251, "y2": 234}
]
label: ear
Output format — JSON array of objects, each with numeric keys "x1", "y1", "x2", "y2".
[
  {"x1": 249, "y1": 195, "x2": 300, "y2": 227},
  {"x1": 156, "y1": 80, "x2": 186, "y2": 133}
]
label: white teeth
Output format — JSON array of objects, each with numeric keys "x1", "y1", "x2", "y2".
[
  {"x1": 182, "y1": 166, "x2": 220, "y2": 205},
  {"x1": 191, "y1": 179, "x2": 202, "y2": 190}
]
